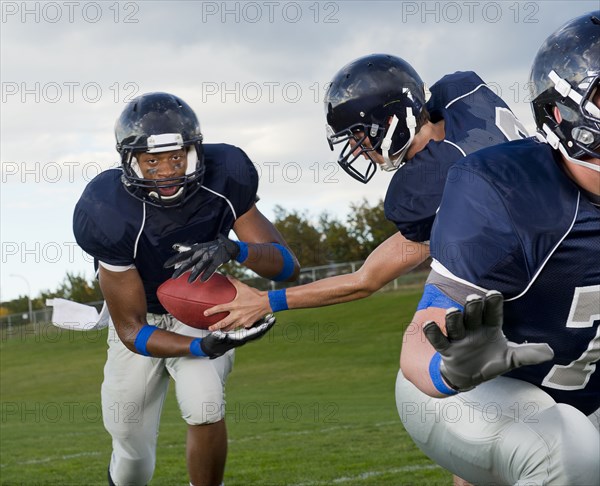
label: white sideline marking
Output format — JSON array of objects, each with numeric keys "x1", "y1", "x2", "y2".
[
  {"x1": 290, "y1": 464, "x2": 441, "y2": 485},
  {"x1": 229, "y1": 421, "x2": 401, "y2": 444},
  {"x1": 1, "y1": 421, "x2": 405, "y2": 468},
  {"x1": 1, "y1": 451, "x2": 101, "y2": 468}
]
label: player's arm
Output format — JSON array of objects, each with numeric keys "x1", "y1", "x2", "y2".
[
  {"x1": 401, "y1": 284, "x2": 554, "y2": 398},
  {"x1": 206, "y1": 232, "x2": 429, "y2": 330},
  {"x1": 99, "y1": 265, "x2": 275, "y2": 358},
  {"x1": 164, "y1": 204, "x2": 300, "y2": 283},
  {"x1": 99, "y1": 265, "x2": 199, "y2": 356},
  {"x1": 231, "y1": 204, "x2": 300, "y2": 281}
]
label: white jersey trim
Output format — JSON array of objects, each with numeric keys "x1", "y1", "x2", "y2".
[
  {"x1": 445, "y1": 83, "x2": 487, "y2": 109},
  {"x1": 506, "y1": 192, "x2": 580, "y2": 302},
  {"x1": 430, "y1": 259, "x2": 489, "y2": 293},
  {"x1": 200, "y1": 185, "x2": 237, "y2": 220},
  {"x1": 441, "y1": 82, "x2": 488, "y2": 164},
  {"x1": 133, "y1": 202, "x2": 146, "y2": 259},
  {"x1": 99, "y1": 261, "x2": 136, "y2": 272},
  {"x1": 442, "y1": 139, "x2": 466, "y2": 157}
]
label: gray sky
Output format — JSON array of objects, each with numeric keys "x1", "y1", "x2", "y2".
[{"x1": 1, "y1": 0, "x2": 597, "y2": 301}]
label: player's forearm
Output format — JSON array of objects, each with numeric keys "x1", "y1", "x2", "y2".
[
  {"x1": 284, "y1": 272, "x2": 376, "y2": 309},
  {"x1": 275, "y1": 236, "x2": 428, "y2": 310},
  {"x1": 100, "y1": 266, "x2": 201, "y2": 357},
  {"x1": 105, "y1": 302, "x2": 199, "y2": 357},
  {"x1": 241, "y1": 242, "x2": 300, "y2": 282}
]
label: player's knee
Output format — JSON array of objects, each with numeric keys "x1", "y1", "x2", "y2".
[
  {"x1": 111, "y1": 456, "x2": 154, "y2": 486},
  {"x1": 181, "y1": 395, "x2": 225, "y2": 425},
  {"x1": 550, "y1": 404, "x2": 599, "y2": 485},
  {"x1": 517, "y1": 403, "x2": 599, "y2": 485}
]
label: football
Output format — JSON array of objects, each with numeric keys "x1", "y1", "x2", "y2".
[{"x1": 157, "y1": 272, "x2": 237, "y2": 329}]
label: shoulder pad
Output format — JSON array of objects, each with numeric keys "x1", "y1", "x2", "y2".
[{"x1": 73, "y1": 169, "x2": 142, "y2": 265}]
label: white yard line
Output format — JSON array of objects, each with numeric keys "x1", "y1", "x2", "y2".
[
  {"x1": 1, "y1": 451, "x2": 101, "y2": 467},
  {"x1": 290, "y1": 464, "x2": 441, "y2": 486}
]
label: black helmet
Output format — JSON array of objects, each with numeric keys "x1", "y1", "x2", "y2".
[
  {"x1": 324, "y1": 54, "x2": 426, "y2": 183},
  {"x1": 115, "y1": 92, "x2": 205, "y2": 206},
  {"x1": 530, "y1": 11, "x2": 600, "y2": 171}
]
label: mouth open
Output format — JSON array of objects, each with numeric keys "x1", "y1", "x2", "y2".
[{"x1": 157, "y1": 186, "x2": 179, "y2": 197}]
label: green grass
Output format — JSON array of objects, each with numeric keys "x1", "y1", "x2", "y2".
[{"x1": 0, "y1": 290, "x2": 451, "y2": 485}]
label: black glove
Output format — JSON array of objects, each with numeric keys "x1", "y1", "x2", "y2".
[
  {"x1": 423, "y1": 291, "x2": 554, "y2": 392},
  {"x1": 200, "y1": 314, "x2": 276, "y2": 359},
  {"x1": 164, "y1": 234, "x2": 241, "y2": 283}
]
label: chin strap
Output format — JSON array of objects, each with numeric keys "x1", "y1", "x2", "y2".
[
  {"x1": 558, "y1": 143, "x2": 600, "y2": 172},
  {"x1": 379, "y1": 109, "x2": 417, "y2": 172},
  {"x1": 541, "y1": 123, "x2": 600, "y2": 173}
]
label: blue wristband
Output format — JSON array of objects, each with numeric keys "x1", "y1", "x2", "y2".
[
  {"x1": 268, "y1": 289, "x2": 288, "y2": 312},
  {"x1": 190, "y1": 338, "x2": 208, "y2": 357},
  {"x1": 134, "y1": 324, "x2": 158, "y2": 356},
  {"x1": 272, "y1": 244, "x2": 295, "y2": 281},
  {"x1": 429, "y1": 352, "x2": 458, "y2": 396},
  {"x1": 235, "y1": 241, "x2": 249, "y2": 263}
]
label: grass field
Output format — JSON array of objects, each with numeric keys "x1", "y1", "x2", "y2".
[{"x1": 0, "y1": 289, "x2": 451, "y2": 485}]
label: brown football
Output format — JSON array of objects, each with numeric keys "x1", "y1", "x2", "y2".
[{"x1": 157, "y1": 272, "x2": 236, "y2": 329}]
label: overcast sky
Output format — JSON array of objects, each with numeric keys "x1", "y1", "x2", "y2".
[{"x1": 1, "y1": 0, "x2": 597, "y2": 302}]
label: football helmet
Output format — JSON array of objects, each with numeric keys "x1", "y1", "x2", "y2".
[
  {"x1": 530, "y1": 11, "x2": 600, "y2": 172},
  {"x1": 115, "y1": 92, "x2": 205, "y2": 206},
  {"x1": 324, "y1": 54, "x2": 426, "y2": 183}
]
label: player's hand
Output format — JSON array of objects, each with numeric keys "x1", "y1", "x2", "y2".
[
  {"x1": 200, "y1": 314, "x2": 276, "y2": 359},
  {"x1": 164, "y1": 234, "x2": 241, "y2": 283},
  {"x1": 206, "y1": 276, "x2": 271, "y2": 331},
  {"x1": 423, "y1": 291, "x2": 554, "y2": 392}
]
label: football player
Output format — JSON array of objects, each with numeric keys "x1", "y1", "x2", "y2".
[
  {"x1": 73, "y1": 92, "x2": 299, "y2": 486},
  {"x1": 202, "y1": 54, "x2": 527, "y2": 331},
  {"x1": 398, "y1": 11, "x2": 600, "y2": 485}
]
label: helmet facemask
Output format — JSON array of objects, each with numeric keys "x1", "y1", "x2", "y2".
[
  {"x1": 326, "y1": 123, "x2": 383, "y2": 184},
  {"x1": 540, "y1": 72, "x2": 600, "y2": 172},
  {"x1": 115, "y1": 92, "x2": 206, "y2": 207},
  {"x1": 326, "y1": 104, "x2": 419, "y2": 184},
  {"x1": 121, "y1": 137, "x2": 205, "y2": 207}
]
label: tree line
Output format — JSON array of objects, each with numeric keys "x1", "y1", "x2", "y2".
[{"x1": 1, "y1": 199, "x2": 398, "y2": 315}]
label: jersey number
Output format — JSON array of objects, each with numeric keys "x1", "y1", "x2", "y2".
[
  {"x1": 495, "y1": 107, "x2": 529, "y2": 141},
  {"x1": 542, "y1": 285, "x2": 600, "y2": 390}
]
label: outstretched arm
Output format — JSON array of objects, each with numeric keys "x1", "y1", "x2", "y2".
[{"x1": 206, "y1": 232, "x2": 429, "y2": 330}]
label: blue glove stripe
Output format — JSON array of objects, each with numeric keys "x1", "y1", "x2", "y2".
[
  {"x1": 417, "y1": 284, "x2": 463, "y2": 311},
  {"x1": 190, "y1": 338, "x2": 208, "y2": 357},
  {"x1": 429, "y1": 352, "x2": 458, "y2": 396},
  {"x1": 235, "y1": 241, "x2": 249, "y2": 263},
  {"x1": 268, "y1": 289, "x2": 288, "y2": 312},
  {"x1": 272, "y1": 244, "x2": 295, "y2": 281},
  {"x1": 134, "y1": 325, "x2": 158, "y2": 356}
]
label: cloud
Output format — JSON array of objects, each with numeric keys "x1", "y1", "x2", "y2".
[{"x1": 1, "y1": 0, "x2": 596, "y2": 300}]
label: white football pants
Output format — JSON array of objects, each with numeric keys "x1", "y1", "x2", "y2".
[
  {"x1": 103, "y1": 314, "x2": 234, "y2": 486},
  {"x1": 396, "y1": 370, "x2": 599, "y2": 486}
]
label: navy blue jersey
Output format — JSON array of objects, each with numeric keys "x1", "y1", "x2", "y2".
[
  {"x1": 384, "y1": 71, "x2": 526, "y2": 242},
  {"x1": 430, "y1": 137, "x2": 600, "y2": 414},
  {"x1": 74, "y1": 144, "x2": 258, "y2": 314}
]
